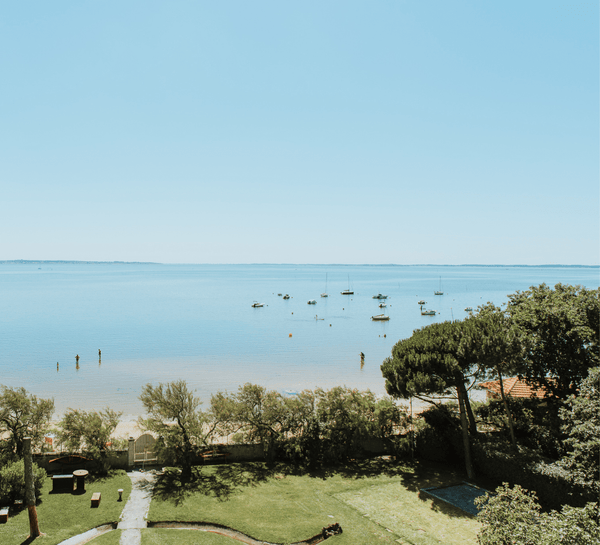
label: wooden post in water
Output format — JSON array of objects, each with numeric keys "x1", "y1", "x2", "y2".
[{"x1": 24, "y1": 437, "x2": 41, "y2": 538}]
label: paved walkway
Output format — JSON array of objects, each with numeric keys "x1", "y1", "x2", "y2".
[
  {"x1": 57, "y1": 470, "x2": 156, "y2": 545},
  {"x1": 117, "y1": 471, "x2": 156, "y2": 545}
]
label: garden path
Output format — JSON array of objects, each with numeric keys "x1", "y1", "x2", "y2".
[{"x1": 117, "y1": 470, "x2": 156, "y2": 545}]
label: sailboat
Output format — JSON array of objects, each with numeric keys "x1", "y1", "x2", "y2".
[
  {"x1": 434, "y1": 277, "x2": 444, "y2": 295},
  {"x1": 321, "y1": 273, "x2": 328, "y2": 297},
  {"x1": 341, "y1": 275, "x2": 354, "y2": 295}
]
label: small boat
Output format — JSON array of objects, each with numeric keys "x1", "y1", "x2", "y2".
[
  {"x1": 277, "y1": 293, "x2": 282, "y2": 296},
  {"x1": 307, "y1": 299, "x2": 317, "y2": 305},
  {"x1": 341, "y1": 275, "x2": 354, "y2": 295},
  {"x1": 378, "y1": 302, "x2": 387, "y2": 308},
  {"x1": 251, "y1": 302, "x2": 264, "y2": 308},
  {"x1": 372, "y1": 294, "x2": 388, "y2": 299},
  {"x1": 434, "y1": 276, "x2": 444, "y2": 295},
  {"x1": 421, "y1": 309, "x2": 436, "y2": 316},
  {"x1": 371, "y1": 314, "x2": 390, "y2": 321},
  {"x1": 418, "y1": 300, "x2": 426, "y2": 305},
  {"x1": 321, "y1": 273, "x2": 329, "y2": 297},
  {"x1": 283, "y1": 294, "x2": 290, "y2": 300},
  {"x1": 464, "y1": 307, "x2": 473, "y2": 312}
]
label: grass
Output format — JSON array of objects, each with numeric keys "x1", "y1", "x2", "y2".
[
  {"x1": 142, "y1": 529, "x2": 237, "y2": 544},
  {"x1": 0, "y1": 470, "x2": 131, "y2": 545},
  {"x1": 147, "y1": 459, "x2": 481, "y2": 545}
]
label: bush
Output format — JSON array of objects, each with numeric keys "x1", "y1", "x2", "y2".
[
  {"x1": 476, "y1": 483, "x2": 600, "y2": 545},
  {"x1": 471, "y1": 440, "x2": 596, "y2": 510},
  {"x1": 474, "y1": 398, "x2": 564, "y2": 459},
  {"x1": 414, "y1": 404, "x2": 463, "y2": 463},
  {"x1": 0, "y1": 459, "x2": 46, "y2": 506}
]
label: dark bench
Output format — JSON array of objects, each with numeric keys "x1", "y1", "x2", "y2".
[{"x1": 51, "y1": 474, "x2": 74, "y2": 493}]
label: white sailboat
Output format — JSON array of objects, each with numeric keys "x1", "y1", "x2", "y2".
[
  {"x1": 321, "y1": 273, "x2": 328, "y2": 297},
  {"x1": 434, "y1": 276, "x2": 444, "y2": 295},
  {"x1": 341, "y1": 275, "x2": 354, "y2": 295}
]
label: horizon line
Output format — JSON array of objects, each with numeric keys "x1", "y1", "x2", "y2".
[{"x1": 1, "y1": 260, "x2": 598, "y2": 268}]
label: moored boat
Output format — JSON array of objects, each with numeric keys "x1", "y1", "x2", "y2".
[{"x1": 371, "y1": 314, "x2": 390, "y2": 321}]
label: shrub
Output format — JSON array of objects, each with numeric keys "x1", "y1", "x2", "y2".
[
  {"x1": 414, "y1": 404, "x2": 463, "y2": 463},
  {"x1": 471, "y1": 440, "x2": 596, "y2": 510},
  {"x1": 476, "y1": 483, "x2": 600, "y2": 545},
  {"x1": 0, "y1": 459, "x2": 46, "y2": 506},
  {"x1": 474, "y1": 397, "x2": 564, "y2": 459}
]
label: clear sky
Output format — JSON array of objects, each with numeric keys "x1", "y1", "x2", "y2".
[{"x1": 1, "y1": 1, "x2": 598, "y2": 265}]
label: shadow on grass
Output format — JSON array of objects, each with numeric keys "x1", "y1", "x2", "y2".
[
  {"x1": 152, "y1": 457, "x2": 477, "y2": 520},
  {"x1": 152, "y1": 463, "x2": 278, "y2": 506}
]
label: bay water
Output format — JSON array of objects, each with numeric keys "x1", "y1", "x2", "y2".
[{"x1": 0, "y1": 263, "x2": 598, "y2": 419}]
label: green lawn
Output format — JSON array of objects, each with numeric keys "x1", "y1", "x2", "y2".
[
  {"x1": 142, "y1": 529, "x2": 238, "y2": 544},
  {"x1": 147, "y1": 459, "x2": 481, "y2": 545},
  {"x1": 0, "y1": 470, "x2": 131, "y2": 545}
]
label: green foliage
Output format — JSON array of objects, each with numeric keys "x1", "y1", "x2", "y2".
[
  {"x1": 559, "y1": 366, "x2": 600, "y2": 491},
  {"x1": 0, "y1": 386, "x2": 54, "y2": 459},
  {"x1": 315, "y1": 387, "x2": 387, "y2": 464},
  {"x1": 507, "y1": 283, "x2": 600, "y2": 399},
  {"x1": 381, "y1": 320, "x2": 479, "y2": 400},
  {"x1": 476, "y1": 483, "x2": 542, "y2": 545},
  {"x1": 471, "y1": 441, "x2": 596, "y2": 510},
  {"x1": 211, "y1": 384, "x2": 407, "y2": 468},
  {"x1": 471, "y1": 303, "x2": 525, "y2": 378},
  {"x1": 414, "y1": 404, "x2": 463, "y2": 463},
  {"x1": 210, "y1": 383, "x2": 292, "y2": 465},
  {"x1": 0, "y1": 459, "x2": 45, "y2": 505},
  {"x1": 475, "y1": 398, "x2": 564, "y2": 459},
  {"x1": 140, "y1": 380, "x2": 211, "y2": 482},
  {"x1": 56, "y1": 407, "x2": 122, "y2": 474},
  {"x1": 476, "y1": 483, "x2": 600, "y2": 545}
]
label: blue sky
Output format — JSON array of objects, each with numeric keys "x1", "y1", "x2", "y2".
[{"x1": 2, "y1": 1, "x2": 598, "y2": 264}]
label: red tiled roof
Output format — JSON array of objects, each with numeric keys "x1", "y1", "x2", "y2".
[{"x1": 479, "y1": 377, "x2": 549, "y2": 399}]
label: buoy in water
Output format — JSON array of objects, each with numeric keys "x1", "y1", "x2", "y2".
[{"x1": 289, "y1": 333, "x2": 292, "y2": 337}]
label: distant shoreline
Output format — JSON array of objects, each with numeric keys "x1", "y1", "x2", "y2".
[{"x1": 1, "y1": 261, "x2": 598, "y2": 268}]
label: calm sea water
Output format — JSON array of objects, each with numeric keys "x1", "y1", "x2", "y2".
[{"x1": 0, "y1": 263, "x2": 598, "y2": 419}]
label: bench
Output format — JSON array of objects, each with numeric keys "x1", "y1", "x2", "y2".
[
  {"x1": 0, "y1": 508, "x2": 8, "y2": 523},
  {"x1": 91, "y1": 492, "x2": 101, "y2": 508},
  {"x1": 51, "y1": 474, "x2": 74, "y2": 493}
]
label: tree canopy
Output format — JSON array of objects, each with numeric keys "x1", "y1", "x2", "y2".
[
  {"x1": 0, "y1": 386, "x2": 54, "y2": 460},
  {"x1": 210, "y1": 383, "x2": 293, "y2": 464},
  {"x1": 507, "y1": 283, "x2": 599, "y2": 399},
  {"x1": 56, "y1": 408, "x2": 122, "y2": 473},
  {"x1": 559, "y1": 366, "x2": 600, "y2": 491},
  {"x1": 381, "y1": 319, "x2": 484, "y2": 478},
  {"x1": 139, "y1": 380, "x2": 212, "y2": 482}
]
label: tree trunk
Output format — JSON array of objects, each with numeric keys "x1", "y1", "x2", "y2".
[
  {"x1": 181, "y1": 459, "x2": 192, "y2": 483},
  {"x1": 457, "y1": 388, "x2": 475, "y2": 480},
  {"x1": 24, "y1": 437, "x2": 41, "y2": 538},
  {"x1": 497, "y1": 367, "x2": 517, "y2": 450},
  {"x1": 459, "y1": 382, "x2": 478, "y2": 436}
]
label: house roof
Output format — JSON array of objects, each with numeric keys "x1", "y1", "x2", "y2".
[{"x1": 479, "y1": 377, "x2": 550, "y2": 399}]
